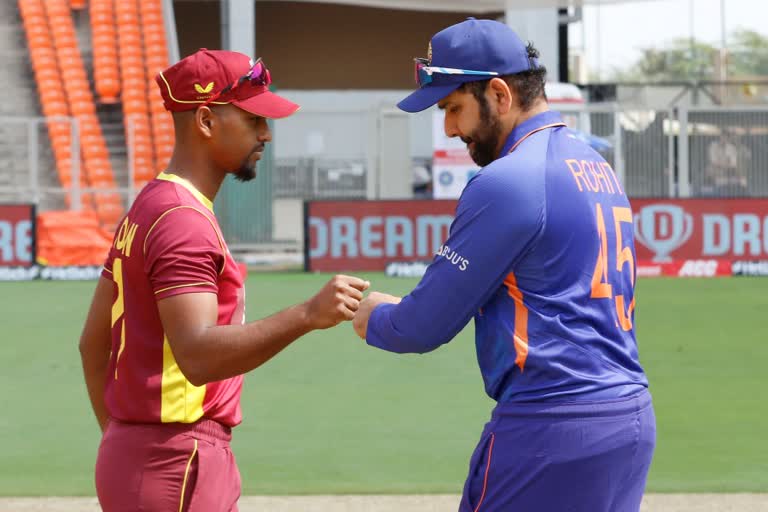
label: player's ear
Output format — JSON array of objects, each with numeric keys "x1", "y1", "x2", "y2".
[
  {"x1": 488, "y1": 77, "x2": 513, "y2": 115},
  {"x1": 194, "y1": 106, "x2": 215, "y2": 138}
]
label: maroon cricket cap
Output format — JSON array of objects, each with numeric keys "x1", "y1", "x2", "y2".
[{"x1": 155, "y1": 48, "x2": 300, "y2": 119}]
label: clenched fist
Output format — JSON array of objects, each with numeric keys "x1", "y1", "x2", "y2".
[{"x1": 303, "y1": 275, "x2": 370, "y2": 330}]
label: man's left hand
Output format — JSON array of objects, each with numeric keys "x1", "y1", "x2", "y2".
[{"x1": 353, "y1": 291, "x2": 402, "y2": 339}]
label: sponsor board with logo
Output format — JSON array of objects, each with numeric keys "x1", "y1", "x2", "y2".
[
  {"x1": 0, "y1": 265, "x2": 104, "y2": 281},
  {"x1": 305, "y1": 200, "x2": 457, "y2": 272},
  {"x1": 732, "y1": 260, "x2": 768, "y2": 276},
  {"x1": 384, "y1": 261, "x2": 430, "y2": 278},
  {"x1": 0, "y1": 204, "x2": 35, "y2": 269},
  {"x1": 637, "y1": 259, "x2": 732, "y2": 278},
  {"x1": 306, "y1": 198, "x2": 768, "y2": 276},
  {"x1": 633, "y1": 199, "x2": 768, "y2": 262},
  {"x1": 633, "y1": 198, "x2": 768, "y2": 277}
]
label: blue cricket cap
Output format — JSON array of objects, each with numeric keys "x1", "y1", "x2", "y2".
[{"x1": 397, "y1": 18, "x2": 539, "y2": 113}]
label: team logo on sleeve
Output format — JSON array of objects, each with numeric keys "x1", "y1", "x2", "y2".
[{"x1": 436, "y1": 244, "x2": 469, "y2": 271}]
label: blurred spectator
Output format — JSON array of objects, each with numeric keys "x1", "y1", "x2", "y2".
[{"x1": 704, "y1": 132, "x2": 750, "y2": 196}]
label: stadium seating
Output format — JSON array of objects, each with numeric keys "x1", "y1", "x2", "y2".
[
  {"x1": 89, "y1": 0, "x2": 120, "y2": 103},
  {"x1": 20, "y1": 0, "x2": 176, "y2": 230},
  {"x1": 19, "y1": 0, "x2": 124, "y2": 227},
  {"x1": 139, "y1": 0, "x2": 174, "y2": 172},
  {"x1": 116, "y1": 0, "x2": 157, "y2": 188},
  {"x1": 18, "y1": 0, "x2": 87, "y2": 208}
]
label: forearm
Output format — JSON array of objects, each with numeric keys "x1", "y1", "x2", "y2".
[
  {"x1": 367, "y1": 302, "x2": 447, "y2": 354},
  {"x1": 79, "y1": 277, "x2": 114, "y2": 433},
  {"x1": 182, "y1": 303, "x2": 313, "y2": 385},
  {"x1": 80, "y1": 345, "x2": 111, "y2": 432},
  {"x1": 161, "y1": 275, "x2": 369, "y2": 385}
]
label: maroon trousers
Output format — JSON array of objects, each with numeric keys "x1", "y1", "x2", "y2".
[{"x1": 96, "y1": 418, "x2": 241, "y2": 512}]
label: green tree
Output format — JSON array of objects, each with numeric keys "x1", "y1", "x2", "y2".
[
  {"x1": 728, "y1": 29, "x2": 768, "y2": 76},
  {"x1": 610, "y1": 38, "x2": 717, "y2": 81}
]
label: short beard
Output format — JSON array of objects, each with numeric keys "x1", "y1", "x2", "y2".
[
  {"x1": 233, "y1": 143, "x2": 264, "y2": 182},
  {"x1": 465, "y1": 96, "x2": 502, "y2": 167},
  {"x1": 234, "y1": 161, "x2": 256, "y2": 182}
]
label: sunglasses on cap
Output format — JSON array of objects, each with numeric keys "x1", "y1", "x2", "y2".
[
  {"x1": 200, "y1": 58, "x2": 272, "y2": 108},
  {"x1": 414, "y1": 58, "x2": 499, "y2": 88}
]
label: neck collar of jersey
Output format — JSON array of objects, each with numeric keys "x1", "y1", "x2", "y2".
[
  {"x1": 500, "y1": 110, "x2": 566, "y2": 157},
  {"x1": 156, "y1": 172, "x2": 215, "y2": 213}
]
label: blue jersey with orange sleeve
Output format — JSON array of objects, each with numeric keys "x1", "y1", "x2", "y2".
[{"x1": 366, "y1": 111, "x2": 648, "y2": 403}]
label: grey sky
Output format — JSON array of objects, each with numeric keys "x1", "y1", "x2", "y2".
[{"x1": 574, "y1": 0, "x2": 767, "y2": 79}]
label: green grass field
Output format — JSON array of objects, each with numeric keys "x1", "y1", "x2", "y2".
[{"x1": 0, "y1": 274, "x2": 766, "y2": 496}]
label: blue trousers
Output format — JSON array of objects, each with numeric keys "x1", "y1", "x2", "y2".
[{"x1": 460, "y1": 390, "x2": 655, "y2": 512}]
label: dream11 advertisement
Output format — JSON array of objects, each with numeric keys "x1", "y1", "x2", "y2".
[
  {"x1": 0, "y1": 204, "x2": 35, "y2": 278},
  {"x1": 632, "y1": 199, "x2": 768, "y2": 277},
  {"x1": 305, "y1": 198, "x2": 768, "y2": 277}
]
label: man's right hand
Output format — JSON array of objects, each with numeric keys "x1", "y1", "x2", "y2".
[{"x1": 303, "y1": 275, "x2": 370, "y2": 329}]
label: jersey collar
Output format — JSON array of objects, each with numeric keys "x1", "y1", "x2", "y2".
[
  {"x1": 156, "y1": 172, "x2": 215, "y2": 213},
  {"x1": 500, "y1": 110, "x2": 566, "y2": 157}
]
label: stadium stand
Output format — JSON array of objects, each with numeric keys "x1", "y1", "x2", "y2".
[
  {"x1": 89, "y1": 0, "x2": 120, "y2": 104},
  {"x1": 18, "y1": 0, "x2": 86, "y2": 205},
  {"x1": 19, "y1": 0, "x2": 124, "y2": 230},
  {"x1": 139, "y1": 0, "x2": 174, "y2": 176},
  {"x1": 116, "y1": 0, "x2": 157, "y2": 190}
]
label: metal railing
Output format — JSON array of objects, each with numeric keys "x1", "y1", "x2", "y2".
[
  {"x1": 273, "y1": 158, "x2": 367, "y2": 199},
  {"x1": 2, "y1": 105, "x2": 768, "y2": 249}
]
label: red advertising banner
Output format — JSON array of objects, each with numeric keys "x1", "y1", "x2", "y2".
[
  {"x1": 0, "y1": 204, "x2": 35, "y2": 267},
  {"x1": 632, "y1": 198, "x2": 768, "y2": 262},
  {"x1": 306, "y1": 200, "x2": 457, "y2": 272},
  {"x1": 306, "y1": 198, "x2": 768, "y2": 276}
]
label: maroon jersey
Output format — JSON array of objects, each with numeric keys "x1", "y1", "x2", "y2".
[{"x1": 102, "y1": 172, "x2": 245, "y2": 427}]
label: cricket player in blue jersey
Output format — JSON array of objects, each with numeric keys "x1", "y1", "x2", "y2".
[{"x1": 353, "y1": 18, "x2": 656, "y2": 512}]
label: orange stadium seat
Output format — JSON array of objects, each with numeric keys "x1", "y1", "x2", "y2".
[
  {"x1": 122, "y1": 88, "x2": 146, "y2": 103},
  {"x1": 95, "y1": 76, "x2": 120, "y2": 103},
  {"x1": 90, "y1": 0, "x2": 120, "y2": 103}
]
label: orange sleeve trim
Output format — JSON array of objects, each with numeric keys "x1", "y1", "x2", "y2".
[
  {"x1": 177, "y1": 439, "x2": 198, "y2": 512},
  {"x1": 155, "y1": 282, "x2": 217, "y2": 295},
  {"x1": 503, "y1": 272, "x2": 529, "y2": 372},
  {"x1": 143, "y1": 205, "x2": 228, "y2": 275},
  {"x1": 102, "y1": 267, "x2": 113, "y2": 274},
  {"x1": 473, "y1": 433, "x2": 496, "y2": 512}
]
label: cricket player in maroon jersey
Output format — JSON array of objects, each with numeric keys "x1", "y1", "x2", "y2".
[{"x1": 78, "y1": 49, "x2": 369, "y2": 512}]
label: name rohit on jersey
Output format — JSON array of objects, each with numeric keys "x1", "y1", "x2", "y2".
[
  {"x1": 436, "y1": 244, "x2": 469, "y2": 271},
  {"x1": 114, "y1": 216, "x2": 140, "y2": 258},
  {"x1": 564, "y1": 159, "x2": 624, "y2": 195}
]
